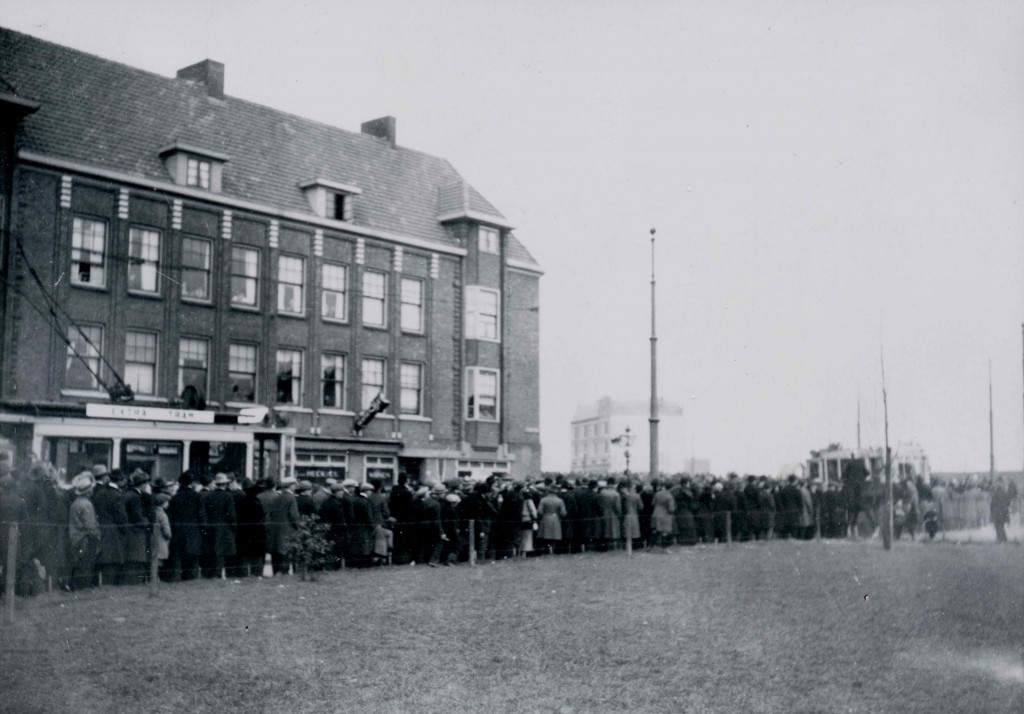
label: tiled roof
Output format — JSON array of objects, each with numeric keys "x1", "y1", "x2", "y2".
[{"x1": 0, "y1": 27, "x2": 540, "y2": 268}]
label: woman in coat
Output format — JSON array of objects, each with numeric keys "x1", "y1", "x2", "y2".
[
  {"x1": 651, "y1": 480, "x2": 676, "y2": 548},
  {"x1": 536, "y1": 486, "x2": 567, "y2": 554}
]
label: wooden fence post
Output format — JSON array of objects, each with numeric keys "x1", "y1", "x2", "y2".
[
  {"x1": 725, "y1": 512, "x2": 732, "y2": 548},
  {"x1": 148, "y1": 521, "x2": 159, "y2": 598},
  {"x1": 469, "y1": 520, "x2": 476, "y2": 567},
  {"x1": 6, "y1": 524, "x2": 18, "y2": 623}
]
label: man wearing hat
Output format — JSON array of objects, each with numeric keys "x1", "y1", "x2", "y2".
[
  {"x1": 122, "y1": 469, "x2": 152, "y2": 585},
  {"x1": 202, "y1": 473, "x2": 237, "y2": 578},
  {"x1": 317, "y1": 481, "x2": 348, "y2": 569},
  {"x1": 167, "y1": 471, "x2": 206, "y2": 582},
  {"x1": 296, "y1": 480, "x2": 316, "y2": 517},
  {"x1": 265, "y1": 475, "x2": 299, "y2": 575},
  {"x1": 90, "y1": 463, "x2": 128, "y2": 586},
  {"x1": 67, "y1": 472, "x2": 100, "y2": 591},
  {"x1": 345, "y1": 482, "x2": 378, "y2": 568}
]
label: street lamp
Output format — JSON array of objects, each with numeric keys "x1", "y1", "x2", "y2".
[
  {"x1": 610, "y1": 425, "x2": 637, "y2": 475},
  {"x1": 649, "y1": 227, "x2": 659, "y2": 480}
]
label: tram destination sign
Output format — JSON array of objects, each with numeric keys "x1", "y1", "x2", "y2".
[{"x1": 86, "y1": 403, "x2": 216, "y2": 424}]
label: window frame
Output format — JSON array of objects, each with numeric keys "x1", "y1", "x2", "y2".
[
  {"x1": 321, "y1": 262, "x2": 348, "y2": 323},
  {"x1": 399, "y1": 362, "x2": 424, "y2": 416},
  {"x1": 230, "y1": 245, "x2": 260, "y2": 309},
  {"x1": 124, "y1": 330, "x2": 158, "y2": 396},
  {"x1": 320, "y1": 353, "x2": 346, "y2": 410},
  {"x1": 361, "y1": 270, "x2": 387, "y2": 328},
  {"x1": 228, "y1": 342, "x2": 258, "y2": 403},
  {"x1": 277, "y1": 254, "x2": 306, "y2": 316},
  {"x1": 478, "y1": 226, "x2": 500, "y2": 254},
  {"x1": 70, "y1": 216, "x2": 108, "y2": 289},
  {"x1": 360, "y1": 357, "x2": 386, "y2": 411},
  {"x1": 400, "y1": 277, "x2": 425, "y2": 334},
  {"x1": 186, "y1": 157, "x2": 212, "y2": 189},
  {"x1": 181, "y1": 236, "x2": 213, "y2": 303},
  {"x1": 177, "y1": 337, "x2": 210, "y2": 396},
  {"x1": 465, "y1": 366, "x2": 500, "y2": 422},
  {"x1": 275, "y1": 348, "x2": 304, "y2": 406},
  {"x1": 127, "y1": 226, "x2": 162, "y2": 295},
  {"x1": 65, "y1": 324, "x2": 104, "y2": 391},
  {"x1": 465, "y1": 286, "x2": 501, "y2": 342}
]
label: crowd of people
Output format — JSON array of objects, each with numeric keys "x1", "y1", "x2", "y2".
[{"x1": 0, "y1": 445, "x2": 1019, "y2": 596}]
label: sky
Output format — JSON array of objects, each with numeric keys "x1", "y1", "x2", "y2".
[{"x1": 5, "y1": 1, "x2": 1024, "y2": 475}]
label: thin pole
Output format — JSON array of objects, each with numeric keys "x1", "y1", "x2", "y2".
[
  {"x1": 6, "y1": 524, "x2": 17, "y2": 623},
  {"x1": 469, "y1": 519, "x2": 476, "y2": 567},
  {"x1": 649, "y1": 228, "x2": 659, "y2": 480},
  {"x1": 881, "y1": 346, "x2": 893, "y2": 551},
  {"x1": 990, "y1": 359, "x2": 996, "y2": 482}
]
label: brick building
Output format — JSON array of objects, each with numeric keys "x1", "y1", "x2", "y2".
[{"x1": 0, "y1": 28, "x2": 541, "y2": 485}]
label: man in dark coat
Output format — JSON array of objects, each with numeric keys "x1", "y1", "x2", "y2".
[
  {"x1": 167, "y1": 471, "x2": 205, "y2": 581},
  {"x1": 265, "y1": 476, "x2": 299, "y2": 574},
  {"x1": 414, "y1": 485, "x2": 444, "y2": 566},
  {"x1": 347, "y1": 482, "x2": 378, "y2": 567},
  {"x1": 122, "y1": 469, "x2": 152, "y2": 585},
  {"x1": 296, "y1": 481, "x2": 316, "y2": 517},
  {"x1": 558, "y1": 482, "x2": 577, "y2": 554},
  {"x1": 90, "y1": 463, "x2": 127, "y2": 586},
  {"x1": 438, "y1": 488, "x2": 462, "y2": 565},
  {"x1": 21, "y1": 460, "x2": 69, "y2": 593},
  {"x1": 596, "y1": 479, "x2": 622, "y2": 551},
  {"x1": 991, "y1": 477, "x2": 1012, "y2": 543},
  {"x1": 388, "y1": 473, "x2": 415, "y2": 565},
  {"x1": 459, "y1": 481, "x2": 497, "y2": 560},
  {"x1": 233, "y1": 479, "x2": 265, "y2": 577},
  {"x1": 318, "y1": 482, "x2": 348, "y2": 568},
  {"x1": 202, "y1": 473, "x2": 237, "y2": 578}
]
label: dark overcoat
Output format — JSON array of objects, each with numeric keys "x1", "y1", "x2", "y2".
[
  {"x1": 91, "y1": 483, "x2": 127, "y2": 566},
  {"x1": 122, "y1": 488, "x2": 150, "y2": 563},
  {"x1": 168, "y1": 487, "x2": 206, "y2": 557},
  {"x1": 235, "y1": 492, "x2": 266, "y2": 559},
  {"x1": 204, "y1": 488, "x2": 237, "y2": 559},
  {"x1": 265, "y1": 490, "x2": 299, "y2": 555}
]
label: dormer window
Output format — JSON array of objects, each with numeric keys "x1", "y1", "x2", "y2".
[
  {"x1": 159, "y1": 142, "x2": 229, "y2": 193},
  {"x1": 186, "y1": 157, "x2": 211, "y2": 189},
  {"x1": 300, "y1": 178, "x2": 361, "y2": 221}
]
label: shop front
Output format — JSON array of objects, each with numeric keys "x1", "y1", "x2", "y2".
[{"x1": 8, "y1": 403, "x2": 295, "y2": 484}]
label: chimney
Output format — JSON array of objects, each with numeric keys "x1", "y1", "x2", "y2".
[
  {"x1": 177, "y1": 60, "x2": 225, "y2": 100},
  {"x1": 361, "y1": 116, "x2": 396, "y2": 148}
]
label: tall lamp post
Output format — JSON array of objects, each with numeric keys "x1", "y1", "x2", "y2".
[
  {"x1": 611, "y1": 425, "x2": 636, "y2": 475},
  {"x1": 649, "y1": 227, "x2": 659, "y2": 480}
]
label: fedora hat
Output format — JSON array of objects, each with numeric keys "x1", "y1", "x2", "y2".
[{"x1": 72, "y1": 471, "x2": 95, "y2": 495}]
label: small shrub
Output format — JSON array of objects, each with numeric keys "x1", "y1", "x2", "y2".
[{"x1": 284, "y1": 514, "x2": 332, "y2": 581}]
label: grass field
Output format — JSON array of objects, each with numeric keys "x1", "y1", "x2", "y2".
[{"x1": 2, "y1": 539, "x2": 1023, "y2": 714}]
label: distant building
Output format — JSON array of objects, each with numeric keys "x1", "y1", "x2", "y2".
[{"x1": 570, "y1": 396, "x2": 705, "y2": 476}]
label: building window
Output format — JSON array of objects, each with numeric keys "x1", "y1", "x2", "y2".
[
  {"x1": 276, "y1": 349, "x2": 303, "y2": 405},
  {"x1": 178, "y1": 338, "x2": 209, "y2": 395},
  {"x1": 65, "y1": 325, "x2": 103, "y2": 390},
  {"x1": 181, "y1": 237, "x2": 212, "y2": 301},
  {"x1": 362, "y1": 271, "x2": 386, "y2": 327},
  {"x1": 479, "y1": 226, "x2": 500, "y2": 254},
  {"x1": 128, "y1": 227, "x2": 161, "y2": 294},
  {"x1": 71, "y1": 217, "x2": 107, "y2": 288},
  {"x1": 331, "y1": 193, "x2": 352, "y2": 221},
  {"x1": 186, "y1": 157, "x2": 211, "y2": 189},
  {"x1": 321, "y1": 263, "x2": 347, "y2": 321},
  {"x1": 465, "y1": 367, "x2": 499, "y2": 421},
  {"x1": 230, "y1": 246, "x2": 259, "y2": 307},
  {"x1": 465, "y1": 286, "x2": 500, "y2": 341},
  {"x1": 321, "y1": 354, "x2": 346, "y2": 409},
  {"x1": 400, "y1": 278, "x2": 424, "y2": 333},
  {"x1": 124, "y1": 331, "x2": 157, "y2": 396},
  {"x1": 228, "y1": 343, "x2": 258, "y2": 402},
  {"x1": 277, "y1": 255, "x2": 305, "y2": 315},
  {"x1": 361, "y1": 357, "x2": 385, "y2": 410},
  {"x1": 400, "y1": 363, "x2": 423, "y2": 416}
]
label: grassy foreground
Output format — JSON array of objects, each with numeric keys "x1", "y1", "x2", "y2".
[{"x1": 1, "y1": 540, "x2": 1022, "y2": 714}]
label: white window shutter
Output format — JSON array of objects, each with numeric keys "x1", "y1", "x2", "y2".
[{"x1": 342, "y1": 194, "x2": 353, "y2": 221}]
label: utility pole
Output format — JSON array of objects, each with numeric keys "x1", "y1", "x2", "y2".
[
  {"x1": 649, "y1": 227, "x2": 659, "y2": 480},
  {"x1": 881, "y1": 346, "x2": 893, "y2": 551},
  {"x1": 990, "y1": 359, "x2": 996, "y2": 482}
]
